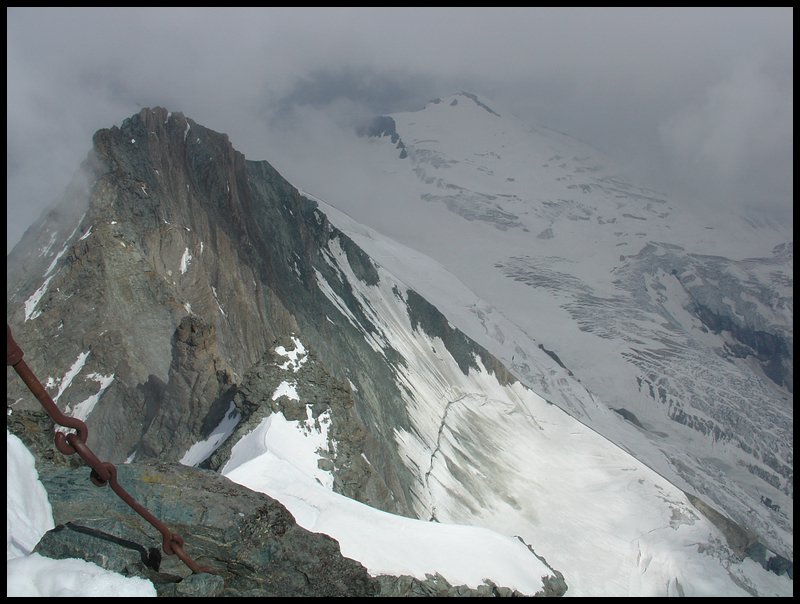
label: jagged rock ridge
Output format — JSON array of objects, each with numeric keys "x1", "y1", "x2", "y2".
[{"x1": 7, "y1": 107, "x2": 422, "y2": 514}]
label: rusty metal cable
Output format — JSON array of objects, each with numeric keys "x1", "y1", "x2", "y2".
[{"x1": 7, "y1": 324, "x2": 215, "y2": 576}]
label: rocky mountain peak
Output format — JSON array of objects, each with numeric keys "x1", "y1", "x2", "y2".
[{"x1": 8, "y1": 107, "x2": 390, "y2": 485}]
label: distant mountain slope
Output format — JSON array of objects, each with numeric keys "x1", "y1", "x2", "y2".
[{"x1": 279, "y1": 92, "x2": 792, "y2": 561}]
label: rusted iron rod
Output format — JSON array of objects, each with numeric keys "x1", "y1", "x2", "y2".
[{"x1": 7, "y1": 324, "x2": 214, "y2": 576}]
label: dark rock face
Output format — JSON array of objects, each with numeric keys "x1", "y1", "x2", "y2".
[
  {"x1": 358, "y1": 115, "x2": 407, "y2": 158},
  {"x1": 612, "y1": 407, "x2": 645, "y2": 429},
  {"x1": 686, "y1": 493, "x2": 793, "y2": 578},
  {"x1": 34, "y1": 461, "x2": 380, "y2": 597},
  {"x1": 405, "y1": 288, "x2": 515, "y2": 385},
  {"x1": 360, "y1": 115, "x2": 400, "y2": 142},
  {"x1": 458, "y1": 92, "x2": 502, "y2": 117},
  {"x1": 669, "y1": 245, "x2": 793, "y2": 395},
  {"x1": 139, "y1": 314, "x2": 235, "y2": 460}
]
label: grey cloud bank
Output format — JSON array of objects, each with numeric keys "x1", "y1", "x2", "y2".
[{"x1": 7, "y1": 7, "x2": 792, "y2": 252}]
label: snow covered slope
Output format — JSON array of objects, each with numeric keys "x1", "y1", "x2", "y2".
[
  {"x1": 207, "y1": 237, "x2": 790, "y2": 596},
  {"x1": 276, "y1": 92, "x2": 792, "y2": 563}
]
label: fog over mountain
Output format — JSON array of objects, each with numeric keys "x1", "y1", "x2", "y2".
[
  {"x1": 7, "y1": 7, "x2": 792, "y2": 253},
  {"x1": 6, "y1": 7, "x2": 793, "y2": 597}
]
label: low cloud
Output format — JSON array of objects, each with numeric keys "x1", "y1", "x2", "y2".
[
  {"x1": 7, "y1": 7, "x2": 793, "y2": 252},
  {"x1": 658, "y1": 59, "x2": 792, "y2": 221}
]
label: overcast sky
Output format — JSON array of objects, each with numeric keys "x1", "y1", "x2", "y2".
[{"x1": 7, "y1": 7, "x2": 793, "y2": 253}]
